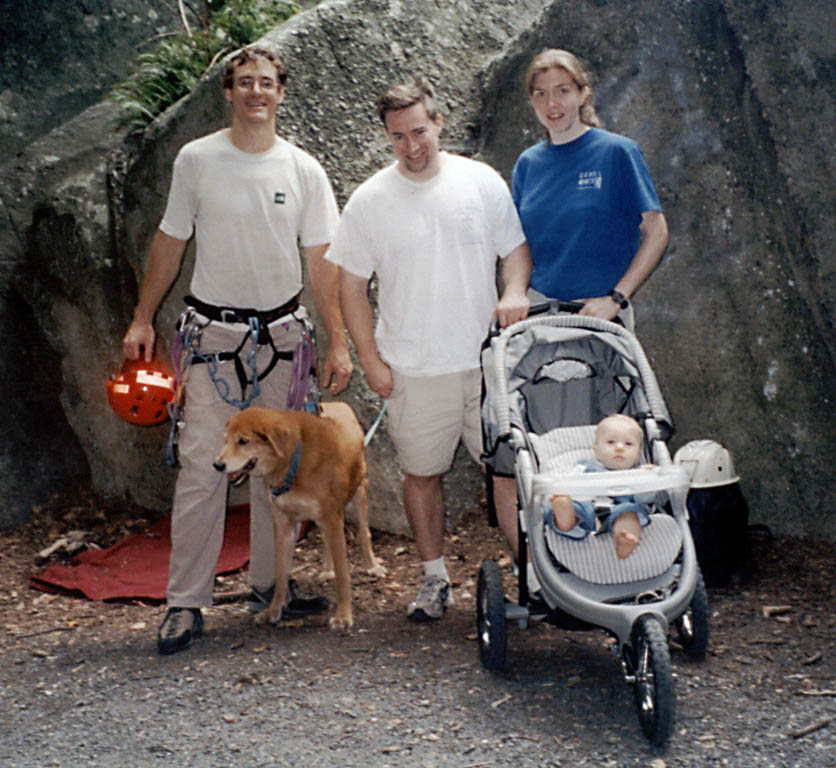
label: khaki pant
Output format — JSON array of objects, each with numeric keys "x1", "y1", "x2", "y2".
[
  {"x1": 387, "y1": 368, "x2": 483, "y2": 476},
  {"x1": 166, "y1": 315, "x2": 302, "y2": 607}
]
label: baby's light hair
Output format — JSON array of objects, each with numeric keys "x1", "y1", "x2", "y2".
[{"x1": 596, "y1": 413, "x2": 643, "y2": 440}]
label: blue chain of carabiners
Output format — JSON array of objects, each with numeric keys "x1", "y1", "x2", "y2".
[
  {"x1": 201, "y1": 316, "x2": 262, "y2": 409},
  {"x1": 165, "y1": 314, "x2": 261, "y2": 467}
]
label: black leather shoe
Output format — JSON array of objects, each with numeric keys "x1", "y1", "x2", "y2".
[
  {"x1": 285, "y1": 578, "x2": 329, "y2": 617},
  {"x1": 247, "y1": 579, "x2": 329, "y2": 617},
  {"x1": 157, "y1": 607, "x2": 203, "y2": 655}
]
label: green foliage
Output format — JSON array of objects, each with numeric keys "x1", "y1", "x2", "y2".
[{"x1": 110, "y1": 0, "x2": 298, "y2": 132}]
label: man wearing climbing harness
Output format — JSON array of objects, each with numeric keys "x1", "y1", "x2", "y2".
[
  {"x1": 328, "y1": 77, "x2": 531, "y2": 622},
  {"x1": 122, "y1": 47, "x2": 352, "y2": 655}
]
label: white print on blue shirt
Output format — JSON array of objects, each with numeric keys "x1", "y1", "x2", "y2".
[{"x1": 577, "y1": 170, "x2": 603, "y2": 190}]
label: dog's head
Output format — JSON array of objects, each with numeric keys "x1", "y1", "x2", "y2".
[{"x1": 213, "y1": 407, "x2": 297, "y2": 486}]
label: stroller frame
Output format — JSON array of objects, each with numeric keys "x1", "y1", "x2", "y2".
[{"x1": 478, "y1": 307, "x2": 708, "y2": 746}]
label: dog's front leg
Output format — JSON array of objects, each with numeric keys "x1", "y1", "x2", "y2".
[
  {"x1": 319, "y1": 512, "x2": 352, "y2": 630},
  {"x1": 257, "y1": 508, "x2": 294, "y2": 624}
]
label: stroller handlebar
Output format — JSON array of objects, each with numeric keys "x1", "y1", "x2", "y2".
[
  {"x1": 529, "y1": 299, "x2": 586, "y2": 316},
  {"x1": 488, "y1": 299, "x2": 584, "y2": 340}
]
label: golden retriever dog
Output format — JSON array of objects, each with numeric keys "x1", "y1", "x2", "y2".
[{"x1": 213, "y1": 402, "x2": 386, "y2": 629}]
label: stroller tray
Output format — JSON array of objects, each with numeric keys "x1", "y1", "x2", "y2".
[{"x1": 544, "y1": 514, "x2": 682, "y2": 585}]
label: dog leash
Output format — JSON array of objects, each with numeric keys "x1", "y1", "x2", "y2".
[{"x1": 363, "y1": 402, "x2": 388, "y2": 448}]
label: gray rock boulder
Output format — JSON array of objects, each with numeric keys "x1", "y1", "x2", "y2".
[
  {"x1": 0, "y1": 0, "x2": 549, "y2": 533},
  {"x1": 0, "y1": 0, "x2": 833, "y2": 541}
]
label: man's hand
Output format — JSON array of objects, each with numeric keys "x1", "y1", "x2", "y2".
[
  {"x1": 494, "y1": 291, "x2": 530, "y2": 328},
  {"x1": 123, "y1": 321, "x2": 156, "y2": 362},
  {"x1": 320, "y1": 342, "x2": 354, "y2": 395},
  {"x1": 361, "y1": 354, "x2": 394, "y2": 398},
  {"x1": 495, "y1": 243, "x2": 532, "y2": 328}
]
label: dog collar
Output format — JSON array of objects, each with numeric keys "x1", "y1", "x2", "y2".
[{"x1": 270, "y1": 441, "x2": 302, "y2": 498}]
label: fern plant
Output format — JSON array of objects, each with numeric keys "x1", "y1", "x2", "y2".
[{"x1": 111, "y1": 0, "x2": 298, "y2": 132}]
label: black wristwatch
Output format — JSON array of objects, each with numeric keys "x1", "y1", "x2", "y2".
[{"x1": 608, "y1": 289, "x2": 629, "y2": 309}]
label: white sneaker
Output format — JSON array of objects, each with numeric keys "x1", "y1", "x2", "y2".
[{"x1": 407, "y1": 575, "x2": 453, "y2": 621}]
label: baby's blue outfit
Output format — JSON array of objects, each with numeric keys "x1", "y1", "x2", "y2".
[{"x1": 544, "y1": 458, "x2": 653, "y2": 540}]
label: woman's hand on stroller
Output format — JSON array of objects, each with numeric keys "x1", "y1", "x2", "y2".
[{"x1": 578, "y1": 295, "x2": 622, "y2": 321}]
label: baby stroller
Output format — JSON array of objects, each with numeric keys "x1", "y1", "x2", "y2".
[{"x1": 478, "y1": 303, "x2": 709, "y2": 747}]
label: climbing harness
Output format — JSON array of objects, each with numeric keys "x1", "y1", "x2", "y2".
[{"x1": 165, "y1": 294, "x2": 318, "y2": 468}]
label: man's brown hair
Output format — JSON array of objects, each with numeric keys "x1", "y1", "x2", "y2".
[
  {"x1": 221, "y1": 46, "x2": 287, "y2": 89},
  {"x1": 375, "y1": 77, "x2": 440, "y2": 125}
]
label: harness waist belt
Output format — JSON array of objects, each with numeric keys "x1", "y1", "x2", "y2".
[{"x1": 184, "y1": 293, "x2": 301, "y2": 325}]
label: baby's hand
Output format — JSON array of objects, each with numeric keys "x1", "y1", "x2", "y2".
[{"x1": 638, "y1": 463, "x2": 658, "y2": 471}]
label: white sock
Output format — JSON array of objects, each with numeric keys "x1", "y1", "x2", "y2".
[
  {"x1": 527, "y1": 562, "x2": 542, "y2": 594},
  {"x1": 423, "y1": 556, "x2": 449, "y2": 583}
]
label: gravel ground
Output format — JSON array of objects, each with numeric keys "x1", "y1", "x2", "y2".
[{"x1": 1, "y1": 487, "x2": 834, "y2": 767}]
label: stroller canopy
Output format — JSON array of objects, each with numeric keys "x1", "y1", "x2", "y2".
[{"x1": 482, "y1": 315, "x2": 674, "y2": 461}]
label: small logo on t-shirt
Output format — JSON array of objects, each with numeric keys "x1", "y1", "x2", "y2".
[
  {"x1": 274, "y1": 192, "x2": 286, "y2": 204},
  {"x1": 577, "y1": 171, "x2": 602, "y2": 190}
]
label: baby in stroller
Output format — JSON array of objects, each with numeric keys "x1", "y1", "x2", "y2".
[{"x1": 547, "y1": 413, "x2": 656, "y2": 558}]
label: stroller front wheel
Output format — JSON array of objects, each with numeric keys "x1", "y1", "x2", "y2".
[
  {"x1": 674, "y1": 567, "x2": 710, "y2": 660},
  {"x1": 627, "y1": 615, "x2": 675, "y2": 747},
  {"x1": 477, "y1": 560, "x2": 507, "y2": 671}
]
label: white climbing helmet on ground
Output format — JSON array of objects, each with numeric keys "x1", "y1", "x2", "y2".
[{"x1": 674, "y1": 439, "x2": 740, "y2": 488}]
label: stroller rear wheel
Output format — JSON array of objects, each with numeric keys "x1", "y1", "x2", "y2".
[
  {"x1": 674, "y1": 567, "x2": 709, "y2": 659},
  {"x1": 627, "y1": 615, "x2": 675, "y2": 747},
  {"x1": 477, "y1": 560, "x2": 506, "y2": 671}
]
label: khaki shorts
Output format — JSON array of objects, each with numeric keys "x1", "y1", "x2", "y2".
[{"x1": 387, "y1": 369, "x2": 483, "y2": 476}]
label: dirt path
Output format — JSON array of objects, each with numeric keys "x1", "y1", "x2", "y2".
[{"x1": 1, "y1": 489, "x2": 834, "y2": 766}]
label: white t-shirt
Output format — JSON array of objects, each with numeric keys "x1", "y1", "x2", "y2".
[
  {"x1": 160, "y1": 129, "x2": 339, "y2": 310},
  {"x1": 327, "y1": 153, "x2": 525, "y2": 375}
]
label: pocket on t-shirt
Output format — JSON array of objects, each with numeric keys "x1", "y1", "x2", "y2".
[{"x1": 451, "y1": 206, "x2": 485, "y2": 247}]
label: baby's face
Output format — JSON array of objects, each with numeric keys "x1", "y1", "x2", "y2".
[{"x1": 594, "y1": 419, "x2": 642, "y2": 470}]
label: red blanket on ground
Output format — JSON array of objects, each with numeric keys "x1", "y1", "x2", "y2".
[{"x1": 30, "y1": 505, "x2": 250, "y2": 601}]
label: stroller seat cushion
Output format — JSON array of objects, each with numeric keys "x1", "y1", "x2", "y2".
[
  {"x1": 544, "y1": 513, "x2": 683, "y2": 584},
  {"x1": 529, "y1": 425, "x2": 599, "y2": 474},
  {"x1": 529, "y1": 424, "x2": 654, "y2": 474}
]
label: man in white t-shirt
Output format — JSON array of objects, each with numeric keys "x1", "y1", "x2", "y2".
[
  {"x1": 122, "y1": 47, "x2": 353, "y2": 654},
  {"x1": 327, "y1": 78, "x2": 531, "y2": 621}
]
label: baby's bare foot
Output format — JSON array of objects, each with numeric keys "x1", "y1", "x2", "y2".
[{"x1": 616, "y1": 529, "x2": 639, "y2": 558}]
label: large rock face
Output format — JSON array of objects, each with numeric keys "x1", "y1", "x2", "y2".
[
  {"x1": 0, "y1": 0, "x2": 833, "y2": 539},
  {"x1": 0, "y1": 0, "x2": 549, "y2": 533}
]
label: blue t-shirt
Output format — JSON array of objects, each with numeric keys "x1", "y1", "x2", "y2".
[{"x1": 511, "y1": 128, "x2": 662, "y2": 301}]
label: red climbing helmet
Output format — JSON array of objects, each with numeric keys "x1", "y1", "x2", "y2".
[{"x1": 107, "y1": 359, "x2": 176, "y2": 426}]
